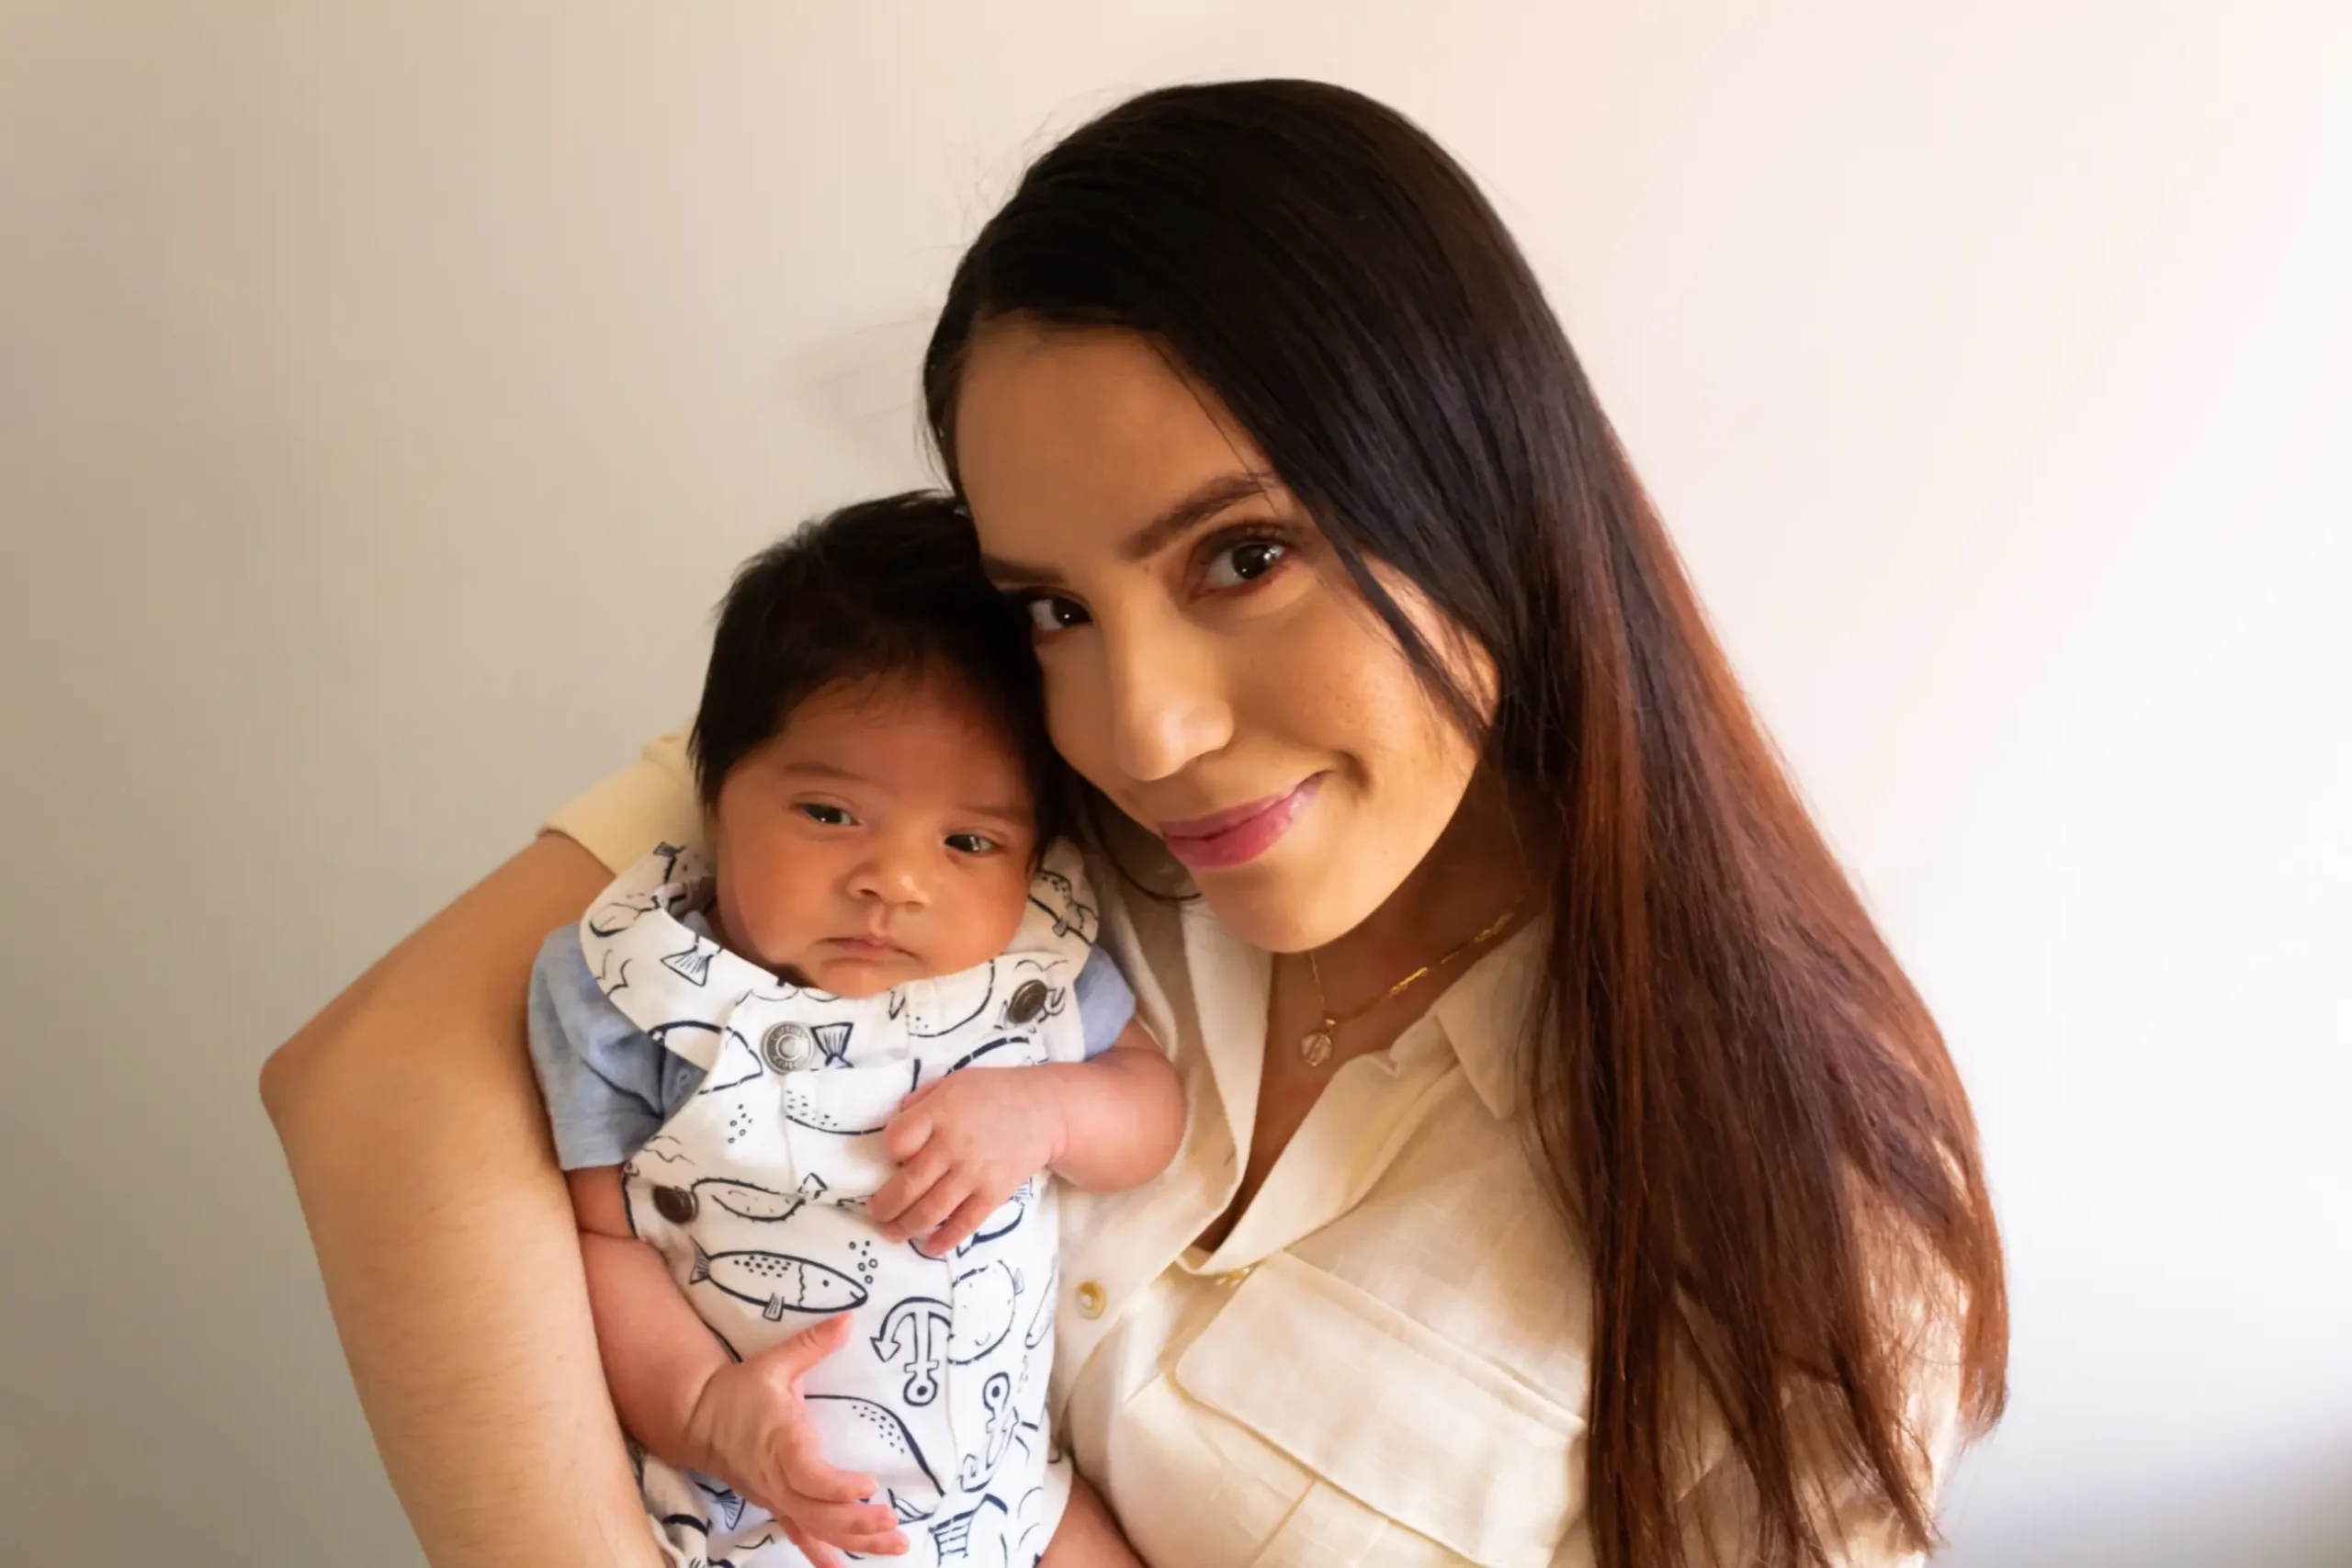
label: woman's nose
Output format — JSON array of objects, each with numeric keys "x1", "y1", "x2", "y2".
[{"x1": 1102, "y1": 614, "x2": 1234, "y2": 784}]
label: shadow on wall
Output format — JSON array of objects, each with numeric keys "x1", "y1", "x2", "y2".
[{"x1": 1943, "y1": 1437, "x2": 2352, "y2": 1568}]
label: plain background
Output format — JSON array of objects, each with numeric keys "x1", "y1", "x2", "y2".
[{"x1": 3, "y1": 3, "x2": 2346, "y2": 1563}]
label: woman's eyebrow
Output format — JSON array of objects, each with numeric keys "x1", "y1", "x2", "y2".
[
  {"x1": 979, "y1": 468, "x2": 1283, "y2": 586},
  {"x1": 1114, "y1": 470, "x2": 1281, "y2": 562}
]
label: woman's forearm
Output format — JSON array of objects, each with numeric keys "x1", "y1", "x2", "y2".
[{"x1": 262, "y1": 833, "x2": 662, "y2": 1568}]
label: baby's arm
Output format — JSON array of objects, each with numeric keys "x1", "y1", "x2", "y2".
[
  {"x1": 1033, "y1": 1022, "x2": 1186, "y2": 1190},
  {"x1": 870, "y1": 1021, "x2": 1184, "y2": 1253},
  {"x1": 565, "y1": 1168, "x2": 909, "y2": 1566}
]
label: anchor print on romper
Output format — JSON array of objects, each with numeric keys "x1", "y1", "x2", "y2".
[
  {"x1": 956, "y1": 1371, "x2": 1023, "y2": 1491},
  {"x1": 959, "y1": 1345, "x2": 1048, "y2": 1496},
  {"x1": 688, "y1": 1242, "x2": 868, "y2": 1321},
  {"x1": 870, "y1": 1297, "x2": 952, "y2": 1404},
  {"x1": 870, "y1": 1261, "x2": 1023, "y2": 1404}
]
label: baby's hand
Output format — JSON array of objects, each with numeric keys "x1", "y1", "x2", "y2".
[
  {"x1": 872, "y1": 1066, "x2": 1070, "y2": 1254},
  {"x1": 679, "y1": 1314, "x2": 909, "y2": 1566}
]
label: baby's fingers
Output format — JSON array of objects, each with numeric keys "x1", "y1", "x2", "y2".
[
  {"x1": 871, "y1": 1146, "x2": 949, "y2": 1235},
  {"x1": 919, "y1": 1190, "x2": 1006, "y2": 1258},
  {"x1": 883, "y1": 1168, "x2": 973, "y2": 1247},
  {"x1": 883, "y1": 1105, "x2": 933, "y2": 1162}
]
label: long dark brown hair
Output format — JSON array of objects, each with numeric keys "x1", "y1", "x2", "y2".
[{"x1": 922, "y1": 80, "x2": 2006, "y2": 1568}]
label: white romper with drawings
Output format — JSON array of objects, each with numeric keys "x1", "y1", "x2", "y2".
[{"x1": 579, "y1": 840, "x2": 1098, "y2": 1568}]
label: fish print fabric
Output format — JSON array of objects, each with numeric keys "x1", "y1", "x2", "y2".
[{"x1": 581, "y1": 840, "x2": 1098, "y2": 1567}]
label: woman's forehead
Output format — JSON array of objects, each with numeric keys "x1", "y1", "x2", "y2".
[{"x1": 955, "y1": 322, "x2": 1274, "y2": 563}]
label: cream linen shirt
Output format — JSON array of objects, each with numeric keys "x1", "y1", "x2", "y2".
[{"x1": 549, "y1": 735, "x2": 1962, "y2": 1568}]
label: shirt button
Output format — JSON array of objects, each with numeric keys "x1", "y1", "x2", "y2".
[
  {"x1": 651, "y1": 1184, "x2": 697, "y2": 1224},
  {"x1": 1074, "y1": 1280, "x2": 1106, "y2": 1319},
  {"x1": 762, "y1": 1022, "x2": 817, "y2": 1072},
  {"x1": 1007, "y1": 978, "x2": 1050, "y2": 1025}
]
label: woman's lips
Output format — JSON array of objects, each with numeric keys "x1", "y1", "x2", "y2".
[{"x1": 1157, "y1": 777, "x2": 1322, "y2": 870}]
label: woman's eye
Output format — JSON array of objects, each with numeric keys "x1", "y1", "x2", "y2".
[
  {"x1": 945, "y1": 832, "x2": 1000, "y2": 855},
  {"x1": 1203, "y1": 538, "x2": 1288, "y2": 590},
  {"x1": 1023, "y1": 595, "x2": 1090, "y2": 634},
  {"x1": 797, "y1": 803, "x2": 854, "y2": 827}
]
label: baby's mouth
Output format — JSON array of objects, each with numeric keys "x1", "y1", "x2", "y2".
[{"x1": 825, "y1": 934, "x2": 913, "y2": 961}]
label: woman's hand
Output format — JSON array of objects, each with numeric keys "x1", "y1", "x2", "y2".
[{"x1": 678, "y1": 1314, "x2": 910, "y2": 1566}]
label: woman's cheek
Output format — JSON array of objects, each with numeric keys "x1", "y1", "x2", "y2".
[{"x1": 1039, "y1": 649, "x2": 1114, "y2": 787}]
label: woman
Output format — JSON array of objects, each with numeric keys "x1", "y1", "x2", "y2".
[{"x1": 264, "y1": 80, "x2": 2005, "y2": 1568}]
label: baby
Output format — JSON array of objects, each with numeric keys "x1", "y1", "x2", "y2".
[{"x1": 527, "y1": 494, "x2": 1183, "y2": 1568}]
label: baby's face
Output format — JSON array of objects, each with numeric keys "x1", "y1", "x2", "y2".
[{"x1": 707, "y1": 670, "x2": 1040, "y2": 998}]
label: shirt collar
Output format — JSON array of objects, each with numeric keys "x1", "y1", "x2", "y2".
[
  {"x1": 1091, "y1": 812, "x2": 1545, "y2": 1123},
  {"x1": 1428, "y1": 919, "x2": 1547, "y2": 1120}
]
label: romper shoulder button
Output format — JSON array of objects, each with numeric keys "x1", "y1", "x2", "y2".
[
  {"x1": 1007, "y1": 979, "x2": 1050, "y2": 1025},
  {"x1": 762, "y1": 1021, "x2": 817, "y2": 1071}
]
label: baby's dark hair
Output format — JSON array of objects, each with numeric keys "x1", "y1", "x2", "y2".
[{"x1": 689, "y1": 491, "x2": 1065, "y2": 851}]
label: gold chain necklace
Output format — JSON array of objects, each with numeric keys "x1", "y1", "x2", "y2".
[{"x1": 1297, "y1": 905, "x2": 1520, "y2": 1067}]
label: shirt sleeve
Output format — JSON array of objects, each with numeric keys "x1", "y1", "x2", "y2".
[
  {"x1": 1072, "y1": 946, "x2": 1137, "y2": 1059},
  {"x1": 526, "y1": 927, "x2": 705, "y2": 1169},
  {"x1": 542, "y1": 728, "x2": 702, "y2": 874}
]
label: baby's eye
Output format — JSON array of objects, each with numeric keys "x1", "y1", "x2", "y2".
[
  {"x1": 1023, "y1": 595, "x2": 1091, "y2": 635},
  {"x1": 945, "y1": 832, "x2": 1000, "y2": 855},
  {"x1": 1203, "y1": 538, "x2": 1288, "y2": 590},
  {"x1": 797, "y1": 803, "x2": 855, "y2": 827}
]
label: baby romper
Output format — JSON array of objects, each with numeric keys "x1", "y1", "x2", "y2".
[{"x1": 576, "y1": 840, "x2": 1101, "y2": 1567}]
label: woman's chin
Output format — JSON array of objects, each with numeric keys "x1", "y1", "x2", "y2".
[{"x1": 1191, "y1": 842, "x2": 1390, "y2": 954}]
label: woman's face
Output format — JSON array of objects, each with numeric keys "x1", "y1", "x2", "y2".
[{"x1": 955, "y1": 322, "x2": 1490, "y2": 953}]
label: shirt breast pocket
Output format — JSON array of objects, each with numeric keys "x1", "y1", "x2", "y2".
[{"x1": 1170, "y1": 1252, "x2": 1585, "y2": 1568}]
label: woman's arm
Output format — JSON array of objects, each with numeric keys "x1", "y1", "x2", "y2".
[{"x1": 261, "y1": 832, "x2": 664, "y2": 1568}]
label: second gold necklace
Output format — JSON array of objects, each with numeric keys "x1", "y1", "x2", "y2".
[{"x1": 1296, "y1": 905, "x2": 1520, "y2": 1067}]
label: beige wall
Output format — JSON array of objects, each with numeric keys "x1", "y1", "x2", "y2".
[{"x1": 3, "y1": 3, "x2": 2346, "y2": 1563}]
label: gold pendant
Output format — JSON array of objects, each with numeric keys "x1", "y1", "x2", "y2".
[{"x1": 1298, "y1": 1027, "x2": 1334, "y2": 1068}]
